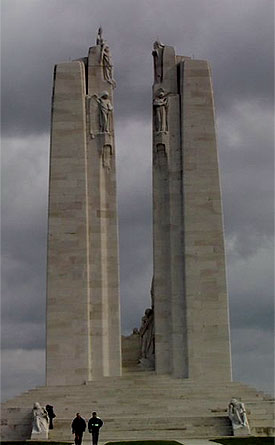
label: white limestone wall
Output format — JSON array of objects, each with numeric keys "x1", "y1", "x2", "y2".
[
  {"x1": 86, "y1": 46, "x2": 121, "y2": 378},
  {"x1": 46, "y1": 61, "x2": 89, "y2": 385},
  {"x1": 46, "y1": 45, "x2": 121, "y2": 385},
  {"x1": 181, "y1": 59, "x2": 232, "y2": 381},
  {"x1": 153, "y1": 48, "x2": 232, "y2": 381},
  {"x1": 153, "y1": 47, "x2": 188, "y2": 377}
]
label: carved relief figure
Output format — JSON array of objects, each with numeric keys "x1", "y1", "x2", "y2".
[
  {"x1": 153, "y1": 88, "x2": 169, "y2": 133},
  {"x1": 228, "y1": 398, "x2": 251, "y2": 434},
  {"x1": 93, "y1": 91, "x2": 113, "y2": 133},
  {"x1": 150, "y1": 276, "x2": 155, "y2": 309},
  {"x1": 102, "y1": 144, "x2": 113, "y2": 170},
  {"x1": 139, "y1": 308, "x2": 155, "y2": 369},
  {"x1": 152, "y1": 39, "x2": 165, "y2": 83},
  {"x1": 96, "y1": 26, "x2": 104, "y2": 46},
  {"x1": 96, "y1": 28, "x2": 116, "y2": 87},
  {"x1": 31, "y1": 402, "x2": 49, "y2": 437},
  {"x1": 101, "y1": 45, "x2": 116, "y2": 86}
]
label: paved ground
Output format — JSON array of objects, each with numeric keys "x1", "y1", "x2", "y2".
[
  {"x1": 96, "y1": 440, "x2": 224, "y2": 445},
  {"x1": 181, "y1": 440, "x2": 221, "y2": 445}
]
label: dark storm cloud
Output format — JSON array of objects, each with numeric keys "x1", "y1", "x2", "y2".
[
  {"x1": 1, "y1": 135, "x2": 48, "y2": 349},
  {"x1": 218, "y1": 101, "x2": 274, "y2": 256},
  {"x1": 1, "y1": 0, "x2": 273, "y2": 135},
  {"x1": 1, "y1": 0, "x2": 274, "y2": 400}
]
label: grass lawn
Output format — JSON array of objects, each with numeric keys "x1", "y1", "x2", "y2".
[
  {"x1": 211, "y1": 438, "x2": 274, "y2": 444},
  {"x1": 0, "y1": 442, "x2": 73, "y2": 445}
]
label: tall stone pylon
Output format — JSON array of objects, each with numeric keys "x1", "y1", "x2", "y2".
[
  {"x1": 152, "y1": 42, "x2": 232, "y2": 380},
  {"x1": 46, "y1": 29, "x2": 121, "y2": 385}
]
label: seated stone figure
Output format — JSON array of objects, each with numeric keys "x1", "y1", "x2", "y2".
[
  {"x1": 31, "y1": 402, "x2": 49, "y2": 440},
  {"x1": 228, "y1": 398, "x2": 251, "y2": 436}
]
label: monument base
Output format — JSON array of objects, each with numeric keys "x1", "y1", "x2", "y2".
[
  {"x1": 31, "y1": 430, "x2": 49, "y2": 440},
  {"x1": 232, "y1": 425, "x2": 251, "y2": 436},
  {"x1": 1, "y1": 372, "x2": 274, "y2": 443}
]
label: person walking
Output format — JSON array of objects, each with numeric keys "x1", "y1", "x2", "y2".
[
  {"x1": 71, "y1": 413, "x2": 86, "y2": 445},
  {"x1": 88, "y1": 411, "x2": 103, "y2": 445}
]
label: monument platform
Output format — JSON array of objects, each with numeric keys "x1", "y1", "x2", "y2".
[{"x1": 1, "y1": 372, "x2": 274, "y2": 443}]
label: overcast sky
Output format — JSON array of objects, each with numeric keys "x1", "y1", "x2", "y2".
[{"x1": 1, "y1": 0, "x2": 274, "y2": 402}]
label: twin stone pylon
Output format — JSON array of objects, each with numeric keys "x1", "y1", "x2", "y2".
[
  {"x1": 46, "y1": 31, "x2": 121, "y2": 384},
  {"x1": 46, "y1": 32, "x2": 232, "y2": 385},
  {"x1": 152, "y1": 43, "x2": 232, "y2": 380}
]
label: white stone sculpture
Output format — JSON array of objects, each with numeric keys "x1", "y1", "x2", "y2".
[
  {"x1": 153, "y1": 88, "x2": 169, "y2": 133},
  {"x1": 31, "y1": 402, "x2": 49, "y2": 440},
  {"x1": 102, "y1": 144, "x2": 113, "y2": 170},
  {"x1": 139, "y1": 308, "x2": 155, "y2": 369},
  {"x1": 152, "y1": 39, "x2": 165, "y2": 83},
  {"x1": 96, "y1": 26, "x2": 104, "y2": 46},
  {"x1": 93, "y1": 91, "x2": 113, "y2": 133},
  {"x1": 228, "y1": 398, "x2": 251, "y2": 436}
]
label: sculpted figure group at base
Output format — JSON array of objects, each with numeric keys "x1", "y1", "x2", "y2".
[
  {"x1": 31, "y1": 402, "x2": 49, "y2": 439},
  {"x1": 138, "y1": 278, "x2": 155, "y2": 369},
  {"x1": 139, "y1": 308, "x2": 155, "y2": 369},
  {"x1": 228, "y1": 398, "x2": 251, "y2": 435}
]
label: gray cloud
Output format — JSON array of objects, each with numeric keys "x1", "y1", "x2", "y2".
[
  {"x1": 1, "y1": 0, "x2": 274, "y2": 400},
  {"x1": 1, "y1": 0, "x2": 274, "y2": 135},
  {"x1": 1, "y1": 349, "x2": 45, "y2": 402}
]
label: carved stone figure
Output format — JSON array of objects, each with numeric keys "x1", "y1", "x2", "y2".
[
  {"x1": 31, "y1": 402, "x2": 49, "y2": 439},
  {"x1": 95, "y1": 27, "x2": 116, "y2": 86},
  {"x1": 228, "y1": 398, "x2": 251, "y2": 435},
  {"x1": 96, "y1": 26, "x2": 104, "y2": 46},
  {"x1": 152, "y1": 39, "x2": 165, "y2": 83},
  {"x1": 102, "y1": 144, "x2": 113, "y2": 170},
  {"x1": 153, "y1": 88, "x2": 169, "y2": 133},
  {"x1": 139, "y1": 308, "x2": 155, "y2": 369},
  {"x1": 150, "y1": 276, "x2": 155, "y2": 309},
  {"x1": 93, "y1": 91, "x2": 113, "y2": 133}
]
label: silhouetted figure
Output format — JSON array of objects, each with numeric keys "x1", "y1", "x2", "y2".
[
  {"x1": 45, "y1": 404, "x2": 56, "y2": 429},
  {"x1": 88, "y1": 411, "x2": 103, "y2": 445},
  {"x1": 71, "y1": 413, "x2": 86, "y2": 445}
]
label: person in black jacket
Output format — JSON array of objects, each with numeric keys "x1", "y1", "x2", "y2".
[
  {"x1": 71, "y1": 413, "x2": 86, "y2": 445},
  {"x1": 88, "y1": 412, "x2": 103, "y2": 445},
  {"x1": 45, "y1": 404, "x2": 56, "y2": 429}
]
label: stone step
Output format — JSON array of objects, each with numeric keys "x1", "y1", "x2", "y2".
[
  {"x1": 4, "y1": 385, "x2": 268, "y2": 401},
  {"x1": 49, "y1": 416, "x2": 232, "y2": 441},
  {"x1": 2, "y1": 377, "x2": 274, "y2": 442}
]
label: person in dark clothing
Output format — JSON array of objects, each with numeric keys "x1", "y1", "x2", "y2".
[
  {"x1": 88, "y1": 412, "x2": 103, "y2": 445},
  {"x1": 71, "y1": 413, "x2": 86, "y2": 445},
  {"x1": 45, "y1": 404, "x2": 56, "y2": 429}
]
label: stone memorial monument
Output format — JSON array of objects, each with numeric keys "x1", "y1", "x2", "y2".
[
  {"x1": 1, "y1": 30, "x2": 274, "y2": 442},
  {"x1": 152, "y1": 43, "x2": 232, "y2": 380},
  {"x1": 46, "y1": 29, "x2": 121, "y2": 385}
]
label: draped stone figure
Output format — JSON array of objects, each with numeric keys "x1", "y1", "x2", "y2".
[
  {"x1": 153, "y1": 88, "x2": 169, "y2": 133},
  {"x1": 31, "y1": 402, "x2": 49, "y2": 439},
  {"x1": 228, "y1": 398, "x2": 251, "y2": 435},
  {"x1": 152, "y1": 39, "x2": 165, "y2": 83},
  {"x1": 96, "y1": 30, "x2": 115, "y2": 87},
  {"x1": 139, "y1": 308, "x2": 155, "y2": 369},
  {"x1": 93, "y1": 91, "x2": 113, "y2": 133},
  {"x1": 96, "y1": 26, "x2": 104, "y2": 46}
]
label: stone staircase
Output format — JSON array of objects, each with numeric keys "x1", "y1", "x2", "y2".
[{"x1": 1, "y1": 372, "x2": 274, "y2": 443}]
